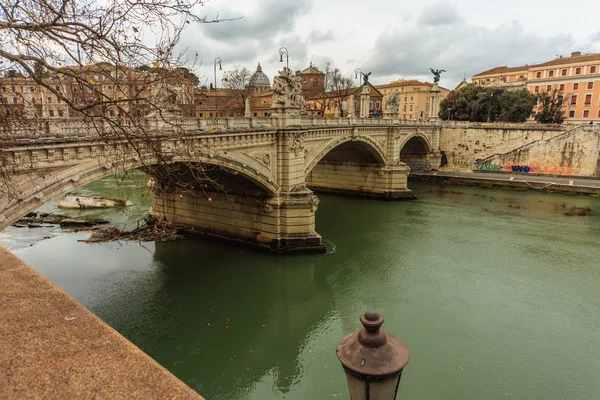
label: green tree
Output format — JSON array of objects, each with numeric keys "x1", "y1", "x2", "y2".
[
  {"x1": 440, "y1": 84, "x2": 536, "y2": 123},
  {"x1": 534, "y1": 89, "x2": 566, "y2": 124}
]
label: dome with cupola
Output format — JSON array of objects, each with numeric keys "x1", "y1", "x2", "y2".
[{"x1": 248, "y1": 63, "x2": 271, "y2": 92}]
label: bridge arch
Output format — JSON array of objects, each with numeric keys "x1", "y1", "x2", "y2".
[
  {"x1": 398, "y1": 133, "x2": 433, "y2": 165},
  {"x1": 0, "y1": 152, "x2": 279, "y2": 231},
  {"x1": 305, "y1": 135, "x2": 387, "y2": 175}
]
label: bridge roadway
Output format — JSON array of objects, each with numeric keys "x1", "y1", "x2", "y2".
[{"x1": 0, "y1": 115, "x2": 442, "y2": 252}]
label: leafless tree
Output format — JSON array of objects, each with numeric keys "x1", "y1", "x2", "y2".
[
  {"x1": 312, "y1": 62, "x2": 354, "y2": 117},
  {"x1": 222, "y1": 65, "x2": 253, "y2": 115},
  {"x1": 0, "y1": 0, "x2": 236, "y2": 208}
]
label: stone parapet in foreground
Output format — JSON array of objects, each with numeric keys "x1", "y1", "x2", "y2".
[{"x1": 0, "y1": 245, "x2": 203, "y2": 400}]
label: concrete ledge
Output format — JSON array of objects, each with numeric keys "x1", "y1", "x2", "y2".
[
  {"x1": 0, "y1": 245, "x2": 204, "y2": 400},
  {"x1": 410, "y1": 172, "x2": 600, "y2": 195}
]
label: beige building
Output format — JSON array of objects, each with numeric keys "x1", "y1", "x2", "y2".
[
  {"x1": 473, "y1": 51, "x2": 600, "y2": 123},
  {"x1": 375, "y1": 80, "x2": 450, "y2": 120},
  {"x1": 0, "y1": 64, "x2": 196, "y2": 119}
]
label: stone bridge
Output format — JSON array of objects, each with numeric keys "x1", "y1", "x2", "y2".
[{"x1": 0, "y1": 116, "x2": 441, "y2": 252}]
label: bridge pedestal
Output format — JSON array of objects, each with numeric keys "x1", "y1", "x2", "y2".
[
  {"x1": 307, "y1": 161, "x2": 413, "y2": 199},
  {"x1": 150, "y1": 187, "x2": 325, "y2": 254}
]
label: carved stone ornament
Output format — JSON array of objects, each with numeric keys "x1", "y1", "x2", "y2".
[
  {"x1": 264, "y1": 203, "x2": 274, "y2": 213},
  {"x1": 289, "y1": 133, "x2": 305, "y2": 156},
  {"x1": 383, "y1": 92, "x2": 400, "y2": 115},
  {"x1": 263, "y1": 153, "x2": 271, "y2": 165},
  {"x1": 310, "y1": 195, "x2": 320, "y2": 212},
  {"x1": 272, "y1": 68, "x2": 305, "y2": 116}
]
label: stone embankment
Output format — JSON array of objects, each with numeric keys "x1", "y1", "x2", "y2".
[{"x1": 0, "y1": 245, "x2": 203, "y2": 399}]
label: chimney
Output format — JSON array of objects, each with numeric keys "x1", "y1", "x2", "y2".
[{"x1": 571, "y1": 51, "x2": 582, "y2": 57}]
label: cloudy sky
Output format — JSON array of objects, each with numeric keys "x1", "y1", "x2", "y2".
[{"x1": 179, "y1": 0, "x2": 600, "y2": 89}]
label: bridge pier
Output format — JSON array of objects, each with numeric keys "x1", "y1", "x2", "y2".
[
  {"x1": 150, "y1": 187, "x2": 324, "y2": 254},
  {"x1": 307, "y1": 161, "x2": 413, "y2": 199}
]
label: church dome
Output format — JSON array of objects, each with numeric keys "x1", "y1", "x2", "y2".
[{"x1": 249, "y1": 63, "x2": 271, "y2": 90}]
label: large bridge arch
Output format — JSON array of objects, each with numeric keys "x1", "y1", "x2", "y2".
[
  {"x1": 398, "y1": 133, "x2": 433, "y2": 169},
  {"x1": 0, "y1": 152, "x2": 279, "y2": 232},
  {"x1": 304, "y1": 135, "x2": 387, "y2": 175}
]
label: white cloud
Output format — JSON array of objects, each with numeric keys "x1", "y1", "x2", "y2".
[{"x1": 178, "y1": 0, "x2": 600, "y2": 90}]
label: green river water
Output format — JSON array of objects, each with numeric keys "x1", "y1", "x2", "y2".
[{"x1": 1, "y1": 175, "x2": 600, "y2": 400}]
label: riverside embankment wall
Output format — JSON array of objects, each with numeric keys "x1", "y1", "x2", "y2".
[{"x1": 438, "y1": 123, "x2": 600, "y2": 177}]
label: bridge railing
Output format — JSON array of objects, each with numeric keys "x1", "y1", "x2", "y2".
[{"x1": 1, "y1": 115, "x2": 444, "y2": 143}]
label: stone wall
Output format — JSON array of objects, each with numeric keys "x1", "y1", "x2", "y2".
[
  {"x1": 439, "y1": 123, "x2": 567, "y2": 169},
  {"x1": 437, "y1": 123, "x2": 600, "y2": 176},
  {"x1": 481, "y1": 126, "x2": 600, "y2": 176}
]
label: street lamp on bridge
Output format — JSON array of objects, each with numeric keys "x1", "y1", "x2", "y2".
[
  {"x1": 279, "y1": 47, "x2": 289, "y2": 69},
  {"x1": 354, "y1": 68, "x2": 362, "y2": 86},
  {"x1": 214, "y1": 57, "x2": 223, "y2": 117}
]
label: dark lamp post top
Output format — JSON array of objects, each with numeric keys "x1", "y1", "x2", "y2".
[{"x1": 337, "y1": 311, "x2": 409, "y2": 379}]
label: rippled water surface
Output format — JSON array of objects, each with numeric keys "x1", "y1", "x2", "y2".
[{"x1": 3, "y1": 176, "x2": 600, "y2": 400}]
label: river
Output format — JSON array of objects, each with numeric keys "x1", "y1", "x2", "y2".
[{"x1": 2, "y1": 174, "x2": 600, "y2": 400}]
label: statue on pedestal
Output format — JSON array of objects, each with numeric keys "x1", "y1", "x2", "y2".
[
  {"x1": 429, "y1": 68, "x2": 446, "y2": 84},
  {"x1": 383, "y1": 92, "x2": 400, "y2": 117},
  {"x1": 360, "y1": 72, "x2": 372, "y2": 86},
  {"x1": 272, "y1": 68, "x2": 305, "y2": 117}
]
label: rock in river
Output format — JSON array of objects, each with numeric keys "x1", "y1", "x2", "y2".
[{"x1": 58, "y1": 193, "x2": 127, "y2": 209}]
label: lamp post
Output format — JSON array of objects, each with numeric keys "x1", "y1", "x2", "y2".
[
  {"x1": 354, "y1": 68, "x2": 363, "y2": 86},
  {"x1": 279, "y1": 47, "x2": 289, "y2": 69},
  {"x1": 214, "y1": 57, "x2": 222, "y2": 117},
  {"x1": 447, "y1": 107, "x2": 452, "y2": 121},
  {"x1": 487, "y1": 92, "x2": 493, "y2": 122},
  {"x1": 337, "y1": 311, "x2": 410, "y2": 400}
]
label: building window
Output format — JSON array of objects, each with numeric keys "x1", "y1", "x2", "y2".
[
  {"x1": 209, "y1": 113, "x2": 213, "y2": 117},
  {"x1": 562, "y1": 69, "x2": 567, "y2": 76},
  {"x1": 591, "y1": 66, "x2": 597, "y2": 74},
  {"x1": 410, "y1": 105, "x2": 413, "y2": 111},
  {"x1": 536, "y1": 71, "x2": 542, "y2": 78},
  {"x1": 573, "y1": 83, "x2": 579, "y2": 90},
  {"x1": 559, "y1": 84, "x2": 565, "y2": 91},
  {"x1": 369, "y1": 101, "x2": 373, "y2": 108},
  {"x1": 404, "y1": 97, "x2": 407, "y2": 101},
  {"x1": 548, "y1": 70, "x2": 554, "y2": 77},
  {"x1": 546, "y1": 85, "x2": 552, "y2": 92},
  {"x1": 47, "y1": 96, "x2": 52, "y2": 103},
  {"x1": 49, "y1": 110, "x2": 54, "y2": 117},
  {"x1": 253, "y1": 112, "x2": 257, "y2": 117},
  {"x1": 583, "y1": 110, "x2": 590, "y2": 118},
  {"x1": 199, "y1": 113, "x2": 203, "y2": 118},
  {"x1": 410, "y1": 96, "x2": 413, "y2": 102},
  {"x1": 403, "y1": 105, "x2": 406, "y2": 111},
  {"x1": 569, "y1": 110, "x2": 575, "y2": 118},
  {"x1": 598, "y1": 109, "x2": 600, "y2": 118},
  {"x1": 588, "y1": 82, "x2": 594, "y2": 90},
  {"x1": 571, "y1": 95, "x2": 577, "y2": 105},
  {"x1": 375, "y1": 101, "x2": 380, "y2": 109},
  {"x1": 576, "y1": 67, "x2": 582, "y2": 75},
  {"x1": 585, "y1": 94, "x2": 592, "y2": 105},
  {"x1": 58, "y1": 110, "x2": 64, "y2": 117},
  {"x1": 534, "y1": 86, "x2": 539, "y2": 93},
  {"x1": 13, "y1": 97, "x2": 17, "y2": 104},
  {"x1": 312, "y1": 79, "x2": 317, "y2": 88}
]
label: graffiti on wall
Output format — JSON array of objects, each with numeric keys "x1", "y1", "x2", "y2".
[
  {"x1": 453, "y1": 159, "x2": 471, "y2": 167},
  {"x1": 407, "y1": 161, "x2": 431, "y2": 169},
  {"x1": 476, "y1": 163, "x2": 502, "y2": 171},
  {"x1": 504, "y1": 162, "x2": 580, "y2": 175}
]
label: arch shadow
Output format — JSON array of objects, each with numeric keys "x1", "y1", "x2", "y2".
[{"x1": 0, "y1": 152, "x2": 279, "y2": 231}]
